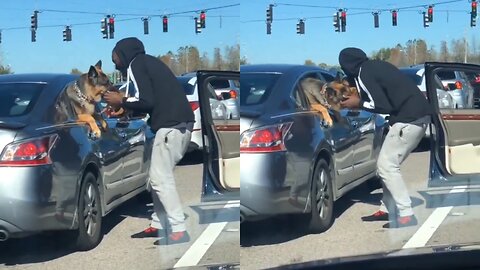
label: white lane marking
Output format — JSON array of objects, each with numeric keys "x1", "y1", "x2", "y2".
[
  {"x1": 403, "y1": 186, "x2": 467, "y2": 249},
  {"x1": 174, "y1": 200, "x2": 239, "y2": 268}
]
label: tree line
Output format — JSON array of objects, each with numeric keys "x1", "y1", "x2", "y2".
[{"x1": 304, "y1": 37, "x2": 480, "y2": 72}]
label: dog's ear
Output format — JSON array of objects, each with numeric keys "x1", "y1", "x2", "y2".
[
  {"x1": 88, "y1": 65, "x2": 99, "y2": 80},
  {"x1": 95, "y1": 60, "x2": 102, "y2": 70}
]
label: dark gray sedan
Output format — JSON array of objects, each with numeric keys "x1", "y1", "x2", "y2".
[
  {"x1": 0, "y1": 74, "x2": 154, "y2": 250},
  {"x1": 240, "y1": 64, "x2": 386, "y2": 232}
]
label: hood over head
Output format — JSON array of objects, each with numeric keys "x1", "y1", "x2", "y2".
[
  {"x1": 113, "y1": 37, "x2": 146, "y2": 74},
  {"x1": 338, "y1": 47, "x2": 368, "y2": 77}
]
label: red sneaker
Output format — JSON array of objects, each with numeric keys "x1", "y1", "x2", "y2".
[
  {"x1": 361, "y1": 210, "x2": 389, "y2": 221},
  {"x1": 131, "y1": 227, "x2": 164, "y2": 238},
  {"x1": 154, "y1": 231, "x2": 191, "y2": 246},
  {"x1": 383, "y1": 215, "x2": 418, "y2": 228}
]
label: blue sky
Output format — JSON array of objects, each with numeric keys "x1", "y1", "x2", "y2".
[
  {"x1": 0, "y1": 0, "x2": 239, "y2": 73},
  {"x1": 241, "y1": 0, "x2": 477, "y2": 66}
]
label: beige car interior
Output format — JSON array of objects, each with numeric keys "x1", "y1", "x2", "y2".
[
  {"x1": 439, "y1": 109, "x2": 480, "y2": 175},
  {"x1": 213, "y1": 119, "x2": 240, "y2": 189}
]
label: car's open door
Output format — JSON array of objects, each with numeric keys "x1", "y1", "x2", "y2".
[
  {"x1": 425, "y1": 62, "x2": 480, "y2": 187},
  {"x1": 197, "y1": 71, "x2": 240, "y2": 201}
]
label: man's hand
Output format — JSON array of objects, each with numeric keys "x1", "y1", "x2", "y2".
[
  {"x1": 103, "y1": 91, "x2": 124, "y2": 106},
  {"x1": 340, "y1": 95, "x2": 361, "y2": 109}
]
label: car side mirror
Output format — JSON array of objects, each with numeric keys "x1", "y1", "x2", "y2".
[{"x1": 220, "y1": 92, "x2": 231, "y2": 100}]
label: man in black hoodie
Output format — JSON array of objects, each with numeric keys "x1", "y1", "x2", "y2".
[
  {"x1": 104, "y1": 37, "x2": 195, "y2": 245},
  {"x1": 338, "y1": 47, "x2": 431, "y2": 228}
]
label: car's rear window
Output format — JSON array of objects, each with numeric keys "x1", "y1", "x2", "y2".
[
  {"x1": 400, "y1": 69, "x2": 422, "y2": 86},
  {"x1": 210, "y1": 79, "x2": 230, "y2": 89},
  {"x1": 437, "y1": 71, "x2": 456, "y2": 80},
  {"x1": 240, "y1": 73, "x2": 280, "y2": 106},
  {"x1": 177, "y1": 77, "x2": 195, "y2": 95},
  {"x1": 0, "y1": 83, "x2": 44, "y2": 117}
]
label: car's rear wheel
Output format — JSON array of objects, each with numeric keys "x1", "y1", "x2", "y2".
[
  {"x1": 74, "y1": 172, "x2": 103, "y2": 251},
  {"x1": 309, "y1": 159, "x2": 334, "y2": 233}
]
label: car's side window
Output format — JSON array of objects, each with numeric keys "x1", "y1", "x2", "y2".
[
  {"x1": 434, "y1": 68, "x2": 476, "y2": 109},
  {"x1": 295, "y1": 72, "x2": 324, "y2": 110}
]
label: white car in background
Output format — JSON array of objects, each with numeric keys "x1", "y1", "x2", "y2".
[
  {"x1": 399, "y1": 66, "x2": 455, "y2": 138},
  {"x1": 177, "y1": 74, "x2": 228, "y2": 152}
]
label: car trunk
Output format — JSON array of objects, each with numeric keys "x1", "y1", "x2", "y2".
[
  {"x1": 0, "y1": 120, "x2": 24, "y2": 154},
  {"x1": 240, "y1": 108, "x2": 262, "y2": 134}
]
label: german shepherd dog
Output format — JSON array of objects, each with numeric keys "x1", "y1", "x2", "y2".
[
  {"x1": 301, "y1": 73, "x2": 359, "y2": 126},
  {"x1": 64, "y1": 60, "x2": 115, "y2": 137}
]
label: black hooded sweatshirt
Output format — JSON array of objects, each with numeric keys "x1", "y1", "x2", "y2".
[
  {"x1": 339, "y1": 47, "x2": 431, "y2": 126},
  {"x1": 113, "y1": 38, "x2": 194, "y2": 132}
]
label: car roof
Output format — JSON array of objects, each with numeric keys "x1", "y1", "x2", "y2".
[
  {"x1": 241, "y1": 64, "x2": 331, "y2": 75},
  {"x1": 0, "y1": 73, "x2": 78, "y2": 84}
]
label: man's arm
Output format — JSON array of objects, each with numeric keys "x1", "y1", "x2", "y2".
[
  {"x1": 120, "y1": 61, "x2": 154, "y2": 113},
  {"x1": 357, "y1": 73, "x2": 393, "y2": 114}
]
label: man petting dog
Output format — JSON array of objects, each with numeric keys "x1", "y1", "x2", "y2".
[
  {"x1": 338, "y1": 47, "x2": 431, "y2": 228},
  {"x1": 104, "y1": 37, "x2": 195, "y2": 245}
]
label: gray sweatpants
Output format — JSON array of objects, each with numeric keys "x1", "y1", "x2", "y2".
[
  {"x1": 147, "y1": 127, "x2": 191, "y2": 233},
  {"x1": 377, "y1": 122, "x2": 427, "y2": 217}
]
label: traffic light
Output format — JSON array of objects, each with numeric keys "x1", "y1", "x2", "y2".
[
  {"x1": 266, "y1": 4, "x2": 273, "y2": 23},
  {"x1": 373, "y1": 12, "x2": 379, "y2": 28},
  {"x1": 63, "y1": 26, "x2": 71, "y2": 42},
  {"x1": 31, "y1": 10, "x2": 38, "y2": 30},
  {"x1": 296, "y1": 19, "x2": 305, "y2": 34},
  {"x1": 195, "y1": 17, "x2": 202, "y2": 34},
  {"x1": 200, "y1": 11, "x2": 206, "y2": 28},
  {"x1": 143, "y1": 18, "x2": 149, "y2": 35},
  {"x1": 428, "y1": 5, "x2": 433, "y2": 22},
  {"x1": 423, "y1": 11, "x2": 430, "y2": 28},
  {"x1": 108, "y1": 15, "x2": 115, "y2": 39},
  {"x1": 163, "y1": 16, "x2": 168, "y2": 32},
  {"x1": 267, "y1": 22, "x2": 271, "y2": 34},
  {"x1": 392, "y1": 10, "x2": 398, "y2": 26},
  {"x1": 101, "y1": 18, "x2": 108, "y2": 39},
  {"x1": 0, "y1": 31, "x2": 2, "y2": 44},
  {"x1": 340, "y1": 9, "x2": 347, "y2": 32},
  {"x1": 333, "y1": 12, "x2": 340, "y2": 32},
  {"x1": 31, "y1": 29, "x2": 36, "y2": 42},
  {"x1": 473, "y1": 0, "x2": 478, "y2": 17},
  {"x1": 472, "y1": 12, "x2": 477, "y2": 27}
]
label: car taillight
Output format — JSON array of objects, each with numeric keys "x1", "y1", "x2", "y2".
[
  {"x1": 229, "y1": 90, "x2": 237, "y2": 99},
  {"x1": 0, "y1": 134, "x2": 58, "y2": 166},
  {"x1": 240, "y1": 123, "x2": 292, "y2": 153},
  {"x1": 190, "y1": 101, "x2": 200, "y2": 111},
  {"x1": 455, "y1": 81, "x2": 463, "y2": 89}
]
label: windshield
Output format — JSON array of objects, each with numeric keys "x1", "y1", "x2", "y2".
[
  {"x1": 240, "y1": 73, "x2": 280, "y2": 106},
  {"x1": 0, "y1": 83, "x2": 44, "y2": 117}
]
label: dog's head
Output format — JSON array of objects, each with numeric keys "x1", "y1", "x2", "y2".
[
  {"x1": 324, "y1": 73, "x2": 359, "y2": 111},
  {"x1": 84, "y1": 60, "x2": 115, "y2": 102}
]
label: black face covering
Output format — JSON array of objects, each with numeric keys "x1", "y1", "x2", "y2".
[
  {"x1": 112, "y1": 37, "x2": 146, "y2": 75},
  {"x1": 338, "y1": 47, "x2": 369, "y2": 78}
]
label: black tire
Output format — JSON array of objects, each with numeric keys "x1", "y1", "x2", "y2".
[
  {"x1": 308, "y1": 159, "x2": 334, "y2": 233},
  {"x1": 74, "y1": 172, "x2": 103, "y2": 251}
]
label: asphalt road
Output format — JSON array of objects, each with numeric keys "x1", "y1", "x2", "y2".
[
  {"x1": 0, "y1": 151, "x2": 240, "y2": 270},
  {"x1": 240, "y1": 140, "x2": 480, "y2": 269}
]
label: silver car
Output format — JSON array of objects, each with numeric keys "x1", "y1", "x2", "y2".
[
  {"x1": 240, "y1": 64, "x2": 386, "y2": 232},
  {"x1": 0, "y1": 74, "x2": 154, "y2": 250}
]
